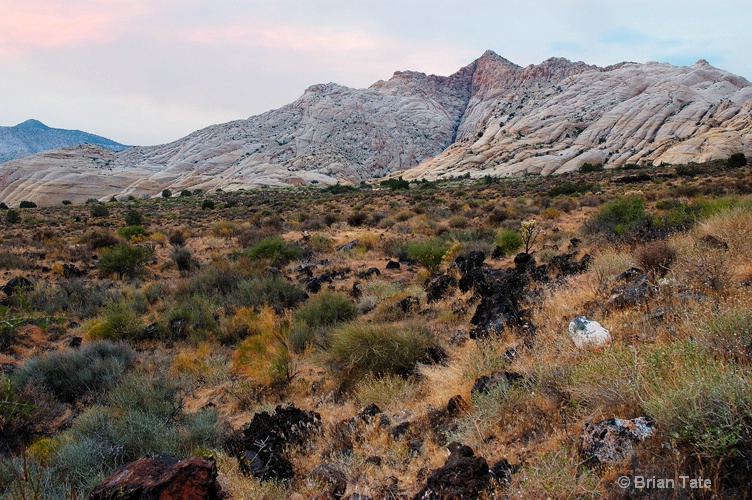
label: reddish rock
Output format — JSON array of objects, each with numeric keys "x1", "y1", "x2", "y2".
[{"x1": 89, "y1": 453, "x2": 223, "y2": 500}]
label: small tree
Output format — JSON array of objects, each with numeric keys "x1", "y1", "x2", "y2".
[
  {"x1": 99, "y1": 244, "x2": 152, "y2": 279},
  {"x1": 124, "y1": 209, "x2": 144, "y2": 226},
  {"x1": 728, "y1": 152, "x2": 748, "y2": 169},
  {"x1": 90, "y1": 203, "x2": 110, "y2": 218},
  {"x1": 19, "y1": 201, "x2": 36, "y2": 209},
  {"x1": 5, "y1": 209, "x2": 20, "y2": 225},
  {"x1": 161, "y1": 189, "x2": 172, "y2": 198},
  {"x1": 520, "y1": 219, "x2": 542, "y2": 254}
]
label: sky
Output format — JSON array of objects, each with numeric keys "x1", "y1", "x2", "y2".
[{"x1": 1, "y1": 0, "x2": 750, "y2": 146}]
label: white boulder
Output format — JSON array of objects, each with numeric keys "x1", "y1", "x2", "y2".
[{"x1": 568, "y1": 316, "x2": 611, "y2": 348}]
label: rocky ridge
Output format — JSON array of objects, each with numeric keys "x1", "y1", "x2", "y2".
[
  {"x1": 0, "y1": 119, "x2": 128, "y2": 164},
  {"x1": 1, "y1": 51, "x2": 751, "y2": 205}
]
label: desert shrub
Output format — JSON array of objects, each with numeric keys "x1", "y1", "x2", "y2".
[
  {"x1": 635, "y1": 240, "x2": 676, "y2": 277},
  {"x1": 655, "y1": 198, "x2": 683, "y2": 210},
  {"x1": 508, "y1": 445, "x2": 604, "y2": 498},
  {"x1": 211, "y1": 220, "x2": 237, "y2": 239},
  {"x1": 578, "y1": 162, "x2": 603, "y2": 173},
  {"x1": 307, "y1": 233, "x2": 333, "y2": 252},
  {"x1": 700, "y1": 307, "x2": 752, "y2": 364},
  {"x1": 163, "y1": 295, "x2": 219, "y2": 343},
  {"x1": 161, "y1": 188, "x2": 172, "y2": 198},
  {"x1": 552, "y1": 196, "x2": 578, "y2": 213},
  {"x1": 170, "y1": 245, "x2": 196, "y2": 274},
  {"x1": 548, "y1": 182, "x2": 599, "y2": 197},
  {"x1": 246, "y1": 236, "x2": 302, "y2": 266},
  {"x1": 567, "y1": 345, "x2": 640, "y2": 411},
  {"x1": 406, "y1": 239, "x2": 448, "y2": 272},
  {"x1": 117, "y1": 225, "x2": 149, "y2": 240},
  {"x1": 495, "y1": 228, "x2": 523, "y2": 256},
  {"x1": 89, "y1": 203, "x2": 109, "y2": 217},
  {"x1": 18, "y1": 201, "x2": 36, "y2": 209},
  {"x1": 585, "y1": 195, "x2": 651, "y2": 240},
  {"x1": 234, "y1": 274, "x2": 307, "y2": 311},
  {"x1": 232, "y1": 307, "x2": 294, "y2": 385},
  {"x1": 727, "y1": 152, "x2": 748, "y2": 169},
  {"x1": 13, "y1": 341, "x2": 135, "y2": 403},
  {"x1": 4, "y1": 209, "x2": 20, "y2": 225},
  {"x1": 43, "y1": 372, "x2": 219, "y2": 495},
  {"x1": 99, "y1": 243, "x2": 152, "y2": 279},
  {"x1": 355, "y1": 373, "x2": 422, "y2": 409},
  {"x1": 0, "y1": 202, "x2": 7, "y2": 209},
  {"x1": 80, "y1": 230, "x2": 120, "y2": 249},
  {"x1": 1, "y1": 376, "x2": 62, "y2": 454},
  {"x1": 180, "y1": 189, "x2": 192, "y2": 197},
  {"x1": 87, "y1": 302, "x2": 144, "y2": 341},
  {"x1": 347, "y1": 212, "x2": 367, "y2": 227},
  {"x1": 0, "y1": 251, "x2": 33, "y2": 270},
  {"x1": 201, "y1": 199, "x2": 215, "y2": 210},
  {"x1": 27, "y1": 278, "x2": 111, "y2": 318},
  {"x1": 168, "y1": 230, "x2": 187, "y2": 246},
  {"x1": 328, "y1": 322, "x2": 438, "y2": 378},
  {"x1": 380, "y1": 177, "x2": 409, "y2": 191},
  {"x1": 124, "y1": 209, "x2": 144, "y2": 226},
  {"x1": 294, "y1": 291, "x2": 358, "y2": 346},
  {"x1": 641, "y1": 341, "x2": 752, "y2": 464},
  {"x1": 180, "y1": 263, "x2": 243, "y2": 298},
  {"x1": 678, "y1": 246, "x2": 732, "y2": 293},
  {"x1": 448, "y1": 215, "x2": 469, "y2": 228}
]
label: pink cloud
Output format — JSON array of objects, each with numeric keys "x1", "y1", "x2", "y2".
[
  {"x1": 0, "y1": 1, "x2": 151, "y2": 51},
  {"x1": 184, "y1": 23, "x2": 394, "y2": 53}
]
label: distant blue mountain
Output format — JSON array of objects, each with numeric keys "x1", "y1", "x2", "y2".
[{"x1": 0, "y1": 119, "x2": 129, "y2": 163}]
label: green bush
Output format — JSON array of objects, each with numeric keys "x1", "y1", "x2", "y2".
[
  {"x1": 727, "y1": 152, "x2": 748, "y2": 169},
  {"x1": 380, "y1": 177, "x2": 410, "y2": 191},
  {"x1": 161, "y1": 188, "x2": 172, "y2": 198},
  {"x1": 5, "y1": 209, "x2": 20, "y2": 225},
  {"x1": 27, "y1": 278, "x2": 111, "y2": 318},
  {"x1": 586, "y1": 196, "x2": 651, "y2": 240},
  {"x1": 90, "y1": 203, "x2": 109, "y2": 217},
  {"x1": 294, "y1": 291, "x2": 358, "y2": 348},
  {"x1": 13, "y1": 341, "x2": 135, "y2": 403},
  {"x1": 406, "y1": 239, "x2": 448, "y2": 272},
  {"x1": 99, "y1": 243, "x2": 152, "y2": 279},
  {"x1": 495, "y1": 229, "x2": 523, "y2": 256},
  {"x1": 246, "y1": 236, "x2": 302, "y2": 266},
  {"x1": 117, "y1": 225, "x2": 149, "y2": 240},
  {"x1": 170, "y1": 245, "x2": 196, "y2": 274},
  {"x1": 701, "y1": 308, "x2": 752, "y2": 364},
  {"x1": 88, "y1": 302, "x2": 144, "y2": 341},
  {"x1": 180, "y1": 189, "x2": 192, "y2": 197},
  {"x1": 201, "y1": 199, "x2": 215, "y2": 210},
  {"x1": 641, "y1": 341, "x2": 752, "y2": 462},
  {"x1": 329, "y1": 322, "x2": 438, "y2": 377},
  {"x1": 18, "y1": 201, "x2": 36, "y2": 209},
  {"x1": 43, "y1": 373, "x2": 219, "y2": 495},
  {"x1": 124, "y1": 209, "x2": 144, "y2": 226},
  {"x1": 163, "y1": 295, "x2": 218, "y2": 342},
  {"x1": 578, "y1": 162, "x2": 603, "y2": 173},
  {"x1": 235, "y1": 274, "x2": 307, "y2": 311}
]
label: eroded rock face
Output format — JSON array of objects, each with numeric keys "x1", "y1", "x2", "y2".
[
  {"x1": 3, "y1": 52, "x2": 750, "y2": 205},
  {"x1": 89, "y1": 453, "x2": 223, "y2": 500},
  {"x1": 580, "y1": 417, "x2": 656, "y2": 464}
]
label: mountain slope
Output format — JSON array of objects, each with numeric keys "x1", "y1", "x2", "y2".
[
  {"x1": 1, "y1": 52, "x2": 751, "y2": 205},
  {"x1": 0, "y1": 119, "x2": 128, "y2": 164}
]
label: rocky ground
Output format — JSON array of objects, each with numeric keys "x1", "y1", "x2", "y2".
[{"x1": 0, "y1": 159, "x2": 751, "y2": 498}]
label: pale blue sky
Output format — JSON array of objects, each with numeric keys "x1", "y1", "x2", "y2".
[{"x1": 1, "y1": 0, "x2": 749, "y2": 145}]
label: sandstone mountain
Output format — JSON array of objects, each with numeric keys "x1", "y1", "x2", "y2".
[
  {"x1": 0, "y1": 119, "x2": 128, "y2": 164},
  {"x1": 1, "y1": 51, "x2": 751, "y2": 205}
]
